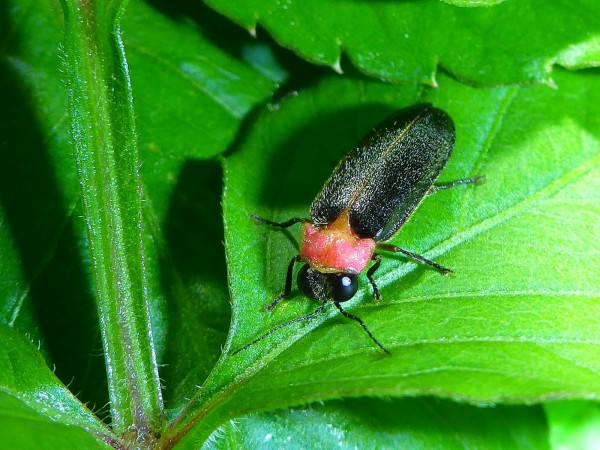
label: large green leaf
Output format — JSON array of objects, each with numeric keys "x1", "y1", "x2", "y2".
[
  {"x1": 204, "y1": 0, "x2": 600, "y2": 85},
  {"x1": 165, "y1": 69, "x2": 600, "y2": 445}
]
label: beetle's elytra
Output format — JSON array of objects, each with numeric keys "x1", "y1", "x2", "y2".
[{"x1": 233, "y1": 104, "x2": 485, "y2": 355}]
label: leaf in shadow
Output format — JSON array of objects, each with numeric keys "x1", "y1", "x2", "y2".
[
  {"x1": 0, "y1": 0, "x2": 108, "y2": 411},
  {"x1": 157, "y1": 159, "x2": 230, "y2": 413}
]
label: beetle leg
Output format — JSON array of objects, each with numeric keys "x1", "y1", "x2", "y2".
[
  {"x1": 377, "y1": 243, "x2": 453, "y2": 276},
  {"x1": 428, "y1": 175, "x2": 486, "y2": 195},
  {"x1": 334, "y1": 303, "x2": 390, "y2": 355},
  {"x1": 366, "y1": 253, "x2": 382, "y2": 301},
  {"x1": 266, "y1": 254, "x2": 303, "y2": 311},
  {"x1": 250, "y1": 215, "x2": 309, "y2": 228}
]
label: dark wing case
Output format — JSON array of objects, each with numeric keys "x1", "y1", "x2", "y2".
[{"x1": 310, "y1": 104, "x2": 455, "y2": 241}]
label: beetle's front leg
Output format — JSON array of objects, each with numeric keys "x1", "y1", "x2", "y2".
[
  {"x1": 366, "y1": 253, "x2": 382, "y2": 301},
  {"x1": 265, "y1": 254, "x2": 303, "y2": 311}
]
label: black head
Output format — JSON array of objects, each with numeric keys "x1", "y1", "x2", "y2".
[{"x1": 298, "y1": 264, "x2": 358, "y2": 303}]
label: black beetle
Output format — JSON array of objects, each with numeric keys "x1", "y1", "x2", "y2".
[{"x1": 234, "y1": 104, "x2": 484, "y2": 355}]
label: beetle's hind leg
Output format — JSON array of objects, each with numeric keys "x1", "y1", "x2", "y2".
[
  {"x1": 266, "y1": 254, "x2": 303, "y2": 311},
  {"x1": 428, "y1": 175, "x2": 486, "y2": 195},
  {"x1": 377, "y1": 243, "x2": 452, "y2": 276}
]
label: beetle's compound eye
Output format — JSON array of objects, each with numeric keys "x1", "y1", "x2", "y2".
[{"x1": 332, "y1": 273, "x2": 358, "y2": 303}]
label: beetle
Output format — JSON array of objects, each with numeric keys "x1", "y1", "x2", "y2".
[{"x1": 233, "y1": 104, "x2": 484, "y2": 355}]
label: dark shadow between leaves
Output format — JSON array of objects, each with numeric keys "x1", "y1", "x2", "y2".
[
  {"x1": 159, "y1": 159, "x2": 230, "y2": 412},
  {"x1": 144, "y1": 0, "x2": 256, "y2": 61},
  {"x1": 0, "y1": 5, "x2": 108, "y2": 416}
]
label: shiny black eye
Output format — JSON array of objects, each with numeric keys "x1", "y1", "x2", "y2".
[{"x1": 332, "y1": 273, "x2": 358, "y2": 303}]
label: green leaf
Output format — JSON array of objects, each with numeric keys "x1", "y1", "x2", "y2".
[
  {"x1": 204, "y1": 0, "x2": 600, "y2": 85},
  {"x1": 166, "y1": 68, "x2": 600, "y2": 445},
  {"x1": 209, "y1": 398, "x2": 548, "y2": 450},
  {"x1": 122, "y1": 0, "x2": 279, "y2": 218},
  {"x1": 546, "y1": 401, "x2": 600, "y2": 450},
  {"x1": 0, "y1": 324, "x2": 114, "y2": 447},
  {"x1": 150, "y1": 159, "x2": 231, "y2": 414},
  {"x1": 0, "y1": 394, "x2": 109, "y2": 450}
]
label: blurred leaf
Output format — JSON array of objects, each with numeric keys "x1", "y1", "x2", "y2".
[
  {"x1": 152, "y1": 159, "x2": 231, "y2": 414},
  {"x1": 546, "y1": 401, "x2": 600, "y2": 450},
  {"x1": 208, "y1": 398, "x2": 548, "y2": 450},
  {"x1": 204, "y1": 0, "x2": 600, "y2": 85}
]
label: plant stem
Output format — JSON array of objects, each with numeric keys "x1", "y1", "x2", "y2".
[{"x1": 61, "y1": 0, "x2": 163, "y2": 440}]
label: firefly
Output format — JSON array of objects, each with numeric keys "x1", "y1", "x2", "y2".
[{"x1": 234, "y1": 104, "x2": 484, "y2": 355}]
